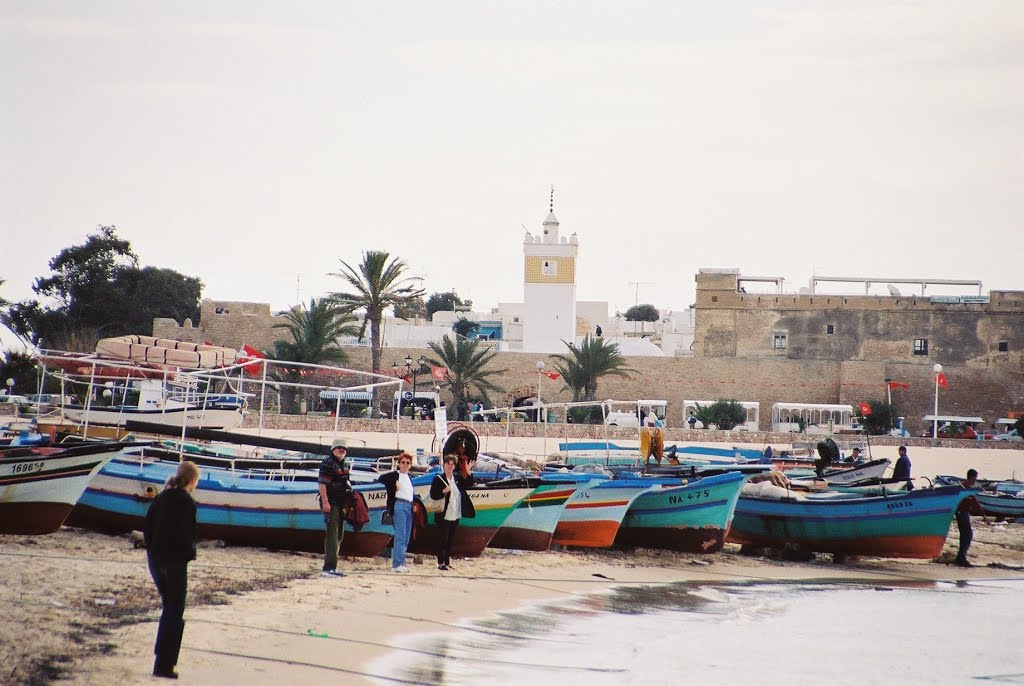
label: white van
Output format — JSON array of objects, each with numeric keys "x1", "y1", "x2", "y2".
[{"x1": 604, "y1": 400, "x2": 667, "y2": 427}]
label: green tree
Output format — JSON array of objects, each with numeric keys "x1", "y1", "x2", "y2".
[
  {"x1": 329, "y1": 251, "x2": 424, "y2": 416},
  {"x1": 858, "y1": 400, "x2": 898, "y2": 435},
  {"x1": 328, "y1": 250, "x2": 425, "y2": 376},
  {"x1": 425, "y1": 291, "x2": 471, "y2": 320},
  {"x1": 393, "y1": 296, "x2": 426, "y2": 320},
  {"x1": 624, "y1": 304, "x2": 659, "y2": 322},
  {"x1": 452, "y1": 317, "x2": 480, "y2": 340},
  {"x1": 269, "y1": 298, "x2": 360, "y2": 414},
  {"x1": 424, "y1": 336, "x2": 506, "y2": 413},
  {"x1": 551, "y1": 335, "x2": 634, "y2": 402},
  {"x1": 4, "y1": 226, "x2": 202, "y2": 350},
  {"x1": 0, "y1": 351, "x2": 39, "y2": 395},
  {"x1": 691, "y1": 400, "x2": 747, "y2": 430}
]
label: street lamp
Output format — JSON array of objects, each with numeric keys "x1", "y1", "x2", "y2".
[
  {"x1": 932, "y1": 363, "x2": 943, "y2": 438},
  {"x1": 535, "y1": 361, "x2": 545, "y2": 423},
  {"x1": 3, "y1": 378, "x2": 13, "y2": 397}
]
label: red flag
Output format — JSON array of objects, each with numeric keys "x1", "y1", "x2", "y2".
[
  {"x1": 886, "y1": 381, "x2": 910, "y2": 390},
  {"x1": 543, "y1": 370, "x2": 561, "y2": 381},
  {"x1": 937, "y1": 372, "x2": 948, "y2": 388},
  {"x1": 858, "y1": 402, "x2": 872, "y2": 416},
  {"x1": 430, "y1": 365, "x2": 447, "y2": 381},
  {"x1": 237, "y1": 344, "x2": 266, "y2": 375}
]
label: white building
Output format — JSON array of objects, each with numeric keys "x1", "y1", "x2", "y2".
[{"x1": 522, "y1": 209, "x2": 579, "y2": 353}]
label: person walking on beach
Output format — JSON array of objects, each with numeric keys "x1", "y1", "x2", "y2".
[
  {"x1": 893, "y1": 445, "x2": 914, "y2": 490},
  {"x1": 955, "y1": 468, "x2": 988, "y2": 567},
  {"x1": 144, "y1": 460, "x2": 200, "y2": 680},
  {"x1": 318, "y1": 438, "x2": 351, "y2": 577},
  {"x1": 378, "y1": 452, "x2": 415, "y2": 573},
  {"x1": 430, "y1": 454, "x2": 476, "y2": 570}
]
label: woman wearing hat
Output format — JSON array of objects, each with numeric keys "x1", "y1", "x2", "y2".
[{"x1": 318, "y1": 438, "x2": 351, "y2": 577}]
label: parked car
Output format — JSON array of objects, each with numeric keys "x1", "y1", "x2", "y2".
[
  {"x1": 0, "y1": 394, "x2": 29, "y2": 406},
  {"x1": 994, "y1": 428, "x2": 1022, "y2": 442}
]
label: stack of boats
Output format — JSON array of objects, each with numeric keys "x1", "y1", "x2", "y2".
[{"x1": 0, "y1": 341, "x2": 989, "y2": 562}]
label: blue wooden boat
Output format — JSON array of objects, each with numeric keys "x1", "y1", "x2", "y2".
[
  {"x1": 67, "y1": 447, "x2": 395, "y2": 557},
  {"x1": 615, "y1": 471, "x2": 748, "y2": 553},
  {"x1": 727, "y1": 483, "x2": 975, "y2": 559}
]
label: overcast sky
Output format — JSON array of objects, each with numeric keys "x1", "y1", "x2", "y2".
[{"x1": 2, "y1": 1, "x2": 1022, "y2": 349}]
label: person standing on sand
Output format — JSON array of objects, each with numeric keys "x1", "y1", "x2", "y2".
[
  {"x1": 318, "y1": 439, "x2": 351, "y2": 577},
  {"x1": 378, "y1": 452, "x2": 415, "y2": 573},
  {"x1": 430, "y1": 454, "x2": 476, "y2": 570},
  {"x1": 955, "y1": 469, "x2": 988, "y2": 567},
  {"x1": 893, "y1": 445, "x2": 914, "y2": 490},
  {"x1": 144, "y1": 460, "x2": 200, "y2": 680}
]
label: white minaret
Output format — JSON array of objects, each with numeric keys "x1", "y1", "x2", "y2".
[{"x1": 522, "y1": 187, "x2": 579, "y2": 353}]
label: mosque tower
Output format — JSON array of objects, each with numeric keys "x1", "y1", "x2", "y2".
[{"x1": 522, "y1": 187, "x2": 579, "y2": 353}]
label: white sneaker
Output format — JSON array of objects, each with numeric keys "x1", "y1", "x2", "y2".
[
  {"x1": 321, "y1": 570, "x2": 340, "y2": 578},
  {"x1": 392, "y1": 565, "x2": 410, "y2": 574}
]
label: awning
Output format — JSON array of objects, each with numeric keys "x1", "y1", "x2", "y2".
[
  {"x1": 922, "y1": 415, "x2": 985, "y2": 423},
  {"x1": 320, "y1": 390, "x2": 372, "y2": 401}
]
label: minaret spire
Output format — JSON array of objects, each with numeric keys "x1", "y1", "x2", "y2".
[{"x1": 549, "y1": 185, "x2": 554, "y2": 213}]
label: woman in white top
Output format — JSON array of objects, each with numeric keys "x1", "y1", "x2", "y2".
[
  {"x1": 377, "y1": 452, "x2": 416, "y2": 573},
  {"x1": 428, "y1": 454, "x2": 476, "y2": 570}
]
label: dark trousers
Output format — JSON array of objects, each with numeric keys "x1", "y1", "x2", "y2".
[
  {"x1": 956, "y1": 510, "x2": 973, "y2": 561},
  {"x1": 148, "y1": 554, "x2": 188, "y2": 671},
  {"x1": 437, "y1": 517, "x2": 460, "y2": 565}
]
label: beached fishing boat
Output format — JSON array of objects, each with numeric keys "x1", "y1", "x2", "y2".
[
  {"x1": 614, "y1": 470, "x2": 748, "y2": 553},
  {"x1": 548, "y1": 476, "x2": 657, "y2": 548},
  {"x1": 552, "y1": 441, "x2": 758, "y2": 468},
  {"x1": 407, "y1": 478, "x2": 532, "y2": 558},
  {"x1": 487, "y1": 478, "x2": 582, "y2": 551},
  {"x1": 0, "y1": 441, "x2": 138, "y2": 534},
  {"x1": 60, "y1": 377, "x2": 246, "y2": 430},
  {"x1": 974, "y1": 489, "x2": 1024, "y2": 519},
  {"x1": 727, "y1": 481, "x2": 975, "y2": 558},
  {"x1": 67, "y1": 448, "x2": 394, "y2": 557}
]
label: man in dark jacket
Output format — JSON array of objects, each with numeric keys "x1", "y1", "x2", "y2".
[
  {"x1": 144, "y1": 461, "x2": 200, "y2": 679},
  {"x1": 893, "y1": 445, "x2": 914, "y2": 490},
  {"x1": 318, "y1": 439, "x2": 350, "y2": 577}
]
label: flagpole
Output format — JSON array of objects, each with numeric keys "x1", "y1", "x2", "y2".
[
  {"x1": 932, "y1": 363, "x2": 942, "y2": 439},
  {"x1": 884, "y1": 377, "x2": 892, "y2": 406}
]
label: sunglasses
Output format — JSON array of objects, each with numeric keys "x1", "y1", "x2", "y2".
[{"x1": 399, "y1": 460, "x2": 412, "y2": 465}]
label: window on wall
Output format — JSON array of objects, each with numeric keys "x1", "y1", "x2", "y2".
[
  {"x1": 773, "y1": 332, "x2": 788, "y2": 350},
  {"x1": 998, "y1": 341, "x2": 1008, "y2": 352},
  {"x1": 913, "y1": 338, "x2": 929, "y2": 355},
  {"x1": 825, "y1": 324, "x2": 835, "y2": 335},
  {"x1": 541, "y1": 260, "x2": 558, "y2": 277}
]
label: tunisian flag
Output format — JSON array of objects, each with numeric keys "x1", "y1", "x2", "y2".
[
  {"x1": 543, "y1": 370, "x2": 561, "y2": 381},
  {"x1": 430, "y1": 365, "x2": 447, "y2": 381},
  {"x1": 886, "y1": 380, "x2": 910, "y2": 391},
  {"x1": 858, "y1": 402, "x2": 872, "y2": 416},
  {"x1": 937, "y1": 372, "x2": 948, "y2": 388},
  {"x1": 237, "y1": 344, "x2": 266, "y2": 375}
]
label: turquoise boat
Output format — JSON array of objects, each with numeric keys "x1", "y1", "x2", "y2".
[
  {"x1": 488, "y1": 478, "x2": 582, "y2": 551},
  {"x1": 727, "y1": 484, "x2": 975, "y2": 559},
  {"x1": 406, "y1": 477, "x2": 531, "y2": 558},
  {"x1": 615, "y1": 471, "x2": 748, "y2": 553},
  {"x1": 69, "y1": 448, "x2": 394, "y2": 557}
]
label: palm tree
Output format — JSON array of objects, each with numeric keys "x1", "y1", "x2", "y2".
[
  {"x1": 424, "y1": 336, "x2": 506, "y2": 414},
  {"x1": 551, "y1": 335, "x2": 635, "y2": 402},
  {"x1": 269, "y1": 298, "x2": 360, "y2": 414},
  {"x1": 328, "y1": 250, "x2": 425, "y2": 375}
]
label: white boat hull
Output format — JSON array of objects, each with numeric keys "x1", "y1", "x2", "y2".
[{"x1": 63, "y1": 405, "x2": 244, "y2": 430}]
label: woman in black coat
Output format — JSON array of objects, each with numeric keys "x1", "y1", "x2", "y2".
[
  {"x1": 428, "y1": 454, "x2": 475, "y2": 570},
  {"x1": 144, "y1": 460, "x2": 200, "y2": 679}
]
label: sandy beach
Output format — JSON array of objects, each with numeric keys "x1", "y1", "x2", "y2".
[{"x1": 2, "y1": 437, "x2": 1023, "y2": 685}]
